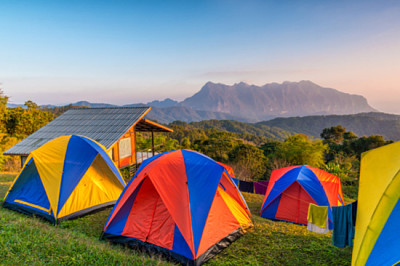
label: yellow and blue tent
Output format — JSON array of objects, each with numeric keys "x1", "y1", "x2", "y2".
[
  {"x1": 352, "y1": 141, "x2": 400, "y2": 265},
  {"x1": 3, "y1": 135, "x2": 126, "y2": 224}
]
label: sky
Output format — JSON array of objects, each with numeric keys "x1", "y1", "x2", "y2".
[{"x1": 1, "y1": 0, "x2": 399, "y2": 114}]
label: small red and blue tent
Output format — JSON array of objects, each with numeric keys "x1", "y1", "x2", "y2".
[
  {"x1": 260, "y1": 165, "x2": 344, "y2": 229},
  {"x1": 101, "y1": 149, "x2": 253, "y2": 265}
]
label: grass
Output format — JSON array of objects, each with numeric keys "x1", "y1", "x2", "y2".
[{"x1": 0, "y1": 173, "x2": 352, "y2": 265}]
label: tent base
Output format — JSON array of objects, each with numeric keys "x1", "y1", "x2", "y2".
[
  {"x1": 2, "y1": 201, "x2": 56, "y2": 224},
  {"x1": 101, "y1": 227, "x2": 244, "y2": 265},
  {"x1": 57, "y1": 201, "x2": 117, "y2": 222},
  {"x1": 3, "y1": 200, "x2": 116, "y2": 225}
]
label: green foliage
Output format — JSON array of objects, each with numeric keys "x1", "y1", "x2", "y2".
[
  {"x1": 196, "y1": 131, "x2": 241, "y2": 162},
  {"x1": 0, "y1": 95, "x2": 54, "y2": 171},
  {"x1": 0, "y1": 89, "x2": 8, "y2": 134},
  {"x1": 136, "y1": 132, "x2": 179, "y2": 153},
  {"x1": 259, "y1": 113, "x2": 400, "y2": 142},
  {"x1": 320, "y1": 125, "x2": 391, "y2": 198},
  {"x1": 324, "y1": 153, "x2": 359, "y2": 199},
  {"x1": 170, "y1": 120, "x2": 292, "y2": 144},
  {"x1": 4, "y1": 102, "x2": 54, "y2": 139},
  {"x1": 321, "y1": 125, "x2": 347, "y2": 144},
  {"x1": 274, "y1": 134, "x2": 327, "y2": 168},
  {"x1": 229, "y1": 144, "x2": 268, "y2": 181}
]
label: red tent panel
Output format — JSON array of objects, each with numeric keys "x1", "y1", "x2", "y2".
[{"x1": 275, "y1": 181, "x2": 317, "y2": 225}]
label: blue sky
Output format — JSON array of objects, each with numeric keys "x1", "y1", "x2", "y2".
[{"x1": 1, "y1": 0, "x2": 399, "y2": 113}]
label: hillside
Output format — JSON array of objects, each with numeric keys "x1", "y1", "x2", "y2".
[
  {"x1": 146, "y1": 106, "x2": 251, "y2": 124},
  {"x1": 173, "y1": 120, "x2": 293, "y2": 141},
  {"x1": 258, "y1": 112, "x2": 400, "y2": 141},
  {"x1": 181, "y1": 81, "x2": 376, "y2": 121}
]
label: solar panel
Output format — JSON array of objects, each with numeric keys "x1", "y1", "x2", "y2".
[{"x1": 4, "y1": 107, "x2": 150, "y2": 155}]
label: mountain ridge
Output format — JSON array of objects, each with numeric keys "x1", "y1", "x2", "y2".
[
  {"x1": 7, "y1": 80, "x2": 378, "y2": 123},
  {"x1": 258, "y1": 112, "x2": 400, "y2": 141},
  {"x1": 180, "y1": 80, "x2": 376, "y2": 121}
]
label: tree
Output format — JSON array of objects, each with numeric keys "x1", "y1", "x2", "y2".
[
  {"x1": 350, "y1": 135, "x2": 390, "y2": 158},
  {"x1": 181, "y1": 137, "x2": 191, "y2": 149},
  {"x1": 5, "y1": 102, "x2": 54, "y2": 138},
  {"x1": 0, "y1": 88, "x2": 8, "y2": 133},
  {"x1": 275, "y1": 134, "x2": 327, "y2": 168},
  {"x1": 197, "y1": 132, "x2": 240, "y2": 162},
  {"x1": 321, "y1": 125, "x2": 346, "y2": 144},
  {"x1": 229, "y1": 144, "x2": 267, "y2": 181}
]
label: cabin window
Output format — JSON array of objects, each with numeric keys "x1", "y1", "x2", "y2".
[{"x1": 119, "y1": 138, "x2": 132, "y2": 159}]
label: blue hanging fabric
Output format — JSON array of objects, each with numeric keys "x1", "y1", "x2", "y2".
[{"x1": 332, "y1": 202, "x2": 356, "y2": 247}]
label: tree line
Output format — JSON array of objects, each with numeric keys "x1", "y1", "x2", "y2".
[
  {"x1": 0, "y1": 90, "x2": 393, "y2": 198},
  {"x1": 0, "y1": 90, "x2": 54, "y2": 170}
]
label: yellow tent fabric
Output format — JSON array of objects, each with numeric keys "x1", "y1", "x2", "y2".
[
  {"x1": 307, "y1": 203, "x2": 328, "y2": 228},
  {"x1": 30, "y1": 136, "x2": 70, "y2": 216},
  {"x1": 352, "y1": 141, "x2": 400, "y2": 266},
  {"x1": 57, "y1": 154, "x2": 125, "y2": 219}
]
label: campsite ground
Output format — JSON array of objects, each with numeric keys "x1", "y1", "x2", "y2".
[{"x1": 0, "y1": 173, "x2": 352, "y2": 265}]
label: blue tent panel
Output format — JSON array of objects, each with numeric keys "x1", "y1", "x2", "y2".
[
  {"x1": 260, "y1": 195, "x2": 281, "y2": 219},
  {"x1": 57, "y1": 135, "x2": 98, "y2": 214},
  {"x1": 182, "y1": 149, "x2": 223, "y2": 255},
  {"x1": 297, "y1": 166, "x2": 330, "y2": 207},
  {"x1": 262, "y1": 167, "x2": 301, "y2": 210},
  {"x1": 81, "y1": 136, "x2": 125, "y2": 184},
  {"x1": 366, "y1": 199, "x2": 400, "y2": 266},
  {"x1": 104, "y1": 181, "x2": 144, "y2": 235},
  {"x1": 172, "y1": 224, "x2": 194, "y2": 260},
  {"x1": 5, "y1": 159, "x2": 51, "y2": 213}
]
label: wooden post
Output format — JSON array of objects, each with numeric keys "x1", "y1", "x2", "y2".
[{"x1": 152, "y1": 131, "x2": 155, "y2": 156}]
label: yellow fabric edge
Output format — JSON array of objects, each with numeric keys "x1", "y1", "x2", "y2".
[
  {"x1": 14, "y1": 199, "x2": 51, "y2": 213},
  {"x1": 353, "y1": 170, "x2": 400, "y2": 266},
  {"x1": 218, "y1": 187, "x2": 253, "y2": 232}
]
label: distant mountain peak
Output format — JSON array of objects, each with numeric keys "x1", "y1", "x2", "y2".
[
  {"x1": 147, "y1": 98, "x2": 178, "y2": 108},
  {"x1": 235, "y1": 81, "x2": 250, "y2": 86},
  {"x1": 181, "y1": 81, "x2": 377, "y2": 121}
]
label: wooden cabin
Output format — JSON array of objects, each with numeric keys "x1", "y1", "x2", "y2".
[{"x1": 4, "y1": 107, "x2": 173, "y2": 169}]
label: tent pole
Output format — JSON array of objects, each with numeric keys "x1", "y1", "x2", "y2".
[{"x1": 152, "y1": 131, "x2": 155, "y2": 156}]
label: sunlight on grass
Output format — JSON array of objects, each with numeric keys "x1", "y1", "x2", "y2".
[{"x1": 0, "y1": 175, "x2": 352, "y2": 265}]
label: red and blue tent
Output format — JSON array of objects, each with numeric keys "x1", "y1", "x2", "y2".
[
  {"x1": 101, "y1": 149, "x2": 253, "y2": 265},
  {"x1": 260, "y1": 165, "x2": 344, "y2": 229}
]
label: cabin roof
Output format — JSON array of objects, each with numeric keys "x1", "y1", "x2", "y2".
[{"x1": 4, "y1": 107, "x2": 172, "y2": 156}]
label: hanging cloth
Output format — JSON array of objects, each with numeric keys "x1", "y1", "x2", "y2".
[
  {"x1": 254, "y1": 181, "x2": 269, "y2": 195},
  {"x1": 239, "y1": 180, "x2": 254, "y2": 193},
  {"x1": 307, "y1": 203, "x2": 329, "y2": 233},
  {"x1": 332, "y1": 202, "x2": 355, "y2": 248}
]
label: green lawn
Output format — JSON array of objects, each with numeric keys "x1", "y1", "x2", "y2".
[{"x1": 0, "y1": 173, "x2": 352, "y2": 265}]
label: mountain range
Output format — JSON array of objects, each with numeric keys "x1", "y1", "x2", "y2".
[
  {"x1": 180, "y1": 80, "x2": 376, "y2": 121},
  {"x1": 167, "y1": 112, "x2": 400, "y2": 142},
  {"x1": 8, "y1": 80, "x2": 378, "y2": 124},
  {"x1": 77, "y1": 81, "x2": 378, "y2": 123}
]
